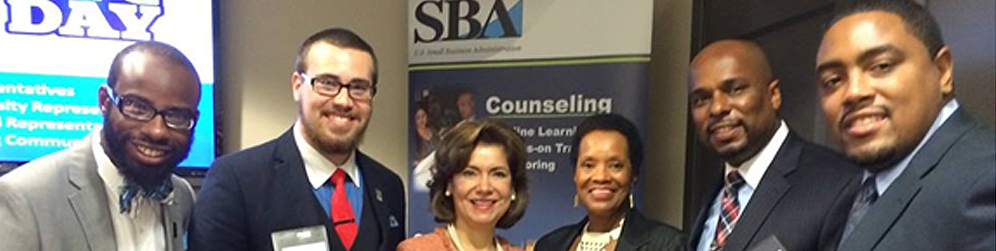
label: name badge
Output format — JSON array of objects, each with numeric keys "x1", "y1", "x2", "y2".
[{"x1": 271, "y1": 225, "x2": 329, "y2": 251}]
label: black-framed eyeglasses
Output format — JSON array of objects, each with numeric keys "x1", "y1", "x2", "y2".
[
  {"x1": 104, "y1": 86, "x2": 199, "y2": 130},
  {"x1": 299, "y1": 72, "x2": 376, "y2": 100}
]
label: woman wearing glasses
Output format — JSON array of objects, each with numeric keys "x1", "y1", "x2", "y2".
[
  {"x1": 534, "y1": 114, "x2": 682, "y2": 251},
  {"x1": 398, "y1": 119, "x2": 529, "y2": 251}
]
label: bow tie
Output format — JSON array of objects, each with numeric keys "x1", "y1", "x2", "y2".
[{"x1": 119, "y1": 179, "x2": 174, "y2": 214}]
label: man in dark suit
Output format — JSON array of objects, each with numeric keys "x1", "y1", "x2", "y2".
[
  {"x1": 687, "y1": 40, "x2": 862, "y2": 251},
  {"x1": 816, "y1": 1, "x2": 995, "y2": 250},
  {"x1": 189, "y1": 28, "x2": 405, "y2": 251}
]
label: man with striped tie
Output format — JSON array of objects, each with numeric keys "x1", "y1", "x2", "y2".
[{"x1": 686, "y1": 39, "x2": 862, "y2": 251}]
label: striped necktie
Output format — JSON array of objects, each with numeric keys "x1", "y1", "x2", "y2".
[
  {"x1": 711, "y1": 171, "x2": 745, "y2": 251},
  {"x1": 839, "y1": 176, "x2": 879, "y2": 246},
  {"x1": 331, "y1": 169, "x2": 358, "y2": 250}
]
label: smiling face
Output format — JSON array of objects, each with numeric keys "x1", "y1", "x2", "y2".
[
  {"x1": 100, "y1": 51, "x2": 200, "y2": 187},
  {"x1": 689, "y1": 41, "x2": 782, "y2": 165},
  {"x1": 292, "y1": 42, "x2": 375, "y2": 160},
  {"x1": 816, "y1": 11, "x2": 952, "y2": 170},
  {"x1": 574, "y1": 130, "x2": 634, "y2": 217},
  {"x1": 449, "y1": 144, "x2": 514, "y2": 229}
]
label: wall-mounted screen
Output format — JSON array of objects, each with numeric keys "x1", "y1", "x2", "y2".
[{"x1": 0, "y1": 0, "x2": 215, "y2": 169}]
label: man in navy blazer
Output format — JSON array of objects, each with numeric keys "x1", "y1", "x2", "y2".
[
  {"x1": 817, "y1": 1, "x2": 995, "y2": 250},
  {"x1": 686, "y1": 40, "x2": 862, "y2": 251},
  {"x1": 189, "y1": 28, "x2": 405, "y2": 251}
]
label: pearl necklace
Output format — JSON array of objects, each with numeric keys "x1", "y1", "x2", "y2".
[
  {"x1": 578, "y1": 218, "x2": 625, "y2": 251},
  {"x1": 447, "y1": 224, "x2": 504, "y2": 251}
]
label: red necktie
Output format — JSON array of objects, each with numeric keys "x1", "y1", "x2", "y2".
[
  {"x1": 712, "y1": 171, "x2": 745, "y2": 250},
  {"x1": 331, "y1": 169, "x2": 358, "y2": 250}
]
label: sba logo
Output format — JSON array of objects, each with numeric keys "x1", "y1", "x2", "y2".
[
  {"x1": 5, "y1": 0, "x2": 163, "y2": 41},
  {"x1": 413, "y1": 0, "x2": 522, "y2": 44}
]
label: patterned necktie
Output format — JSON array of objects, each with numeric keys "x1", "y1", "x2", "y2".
[
  {"x1": 119, "y1": 178, "x2": 173, "y2": 214},
  {"x1": 711, "y1": 171, "x2": 745, "y2": 251},
  {"x1": 331, "y1": 169, "x2": 358, "y2": 250},
  {"x1": 839, "y1": 176, "x2": 879, "y2": 245}
]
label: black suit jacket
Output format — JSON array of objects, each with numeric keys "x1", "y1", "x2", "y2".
[
  {"x1": 534, "y1": 209, "x2": 684, "y2": 251},
  {"x1": 837, "y1": 109, "x2": 995, "y2": 251},
  {"x1": 189, "y1": 129, "x2": 406, "y2": 251},
  {"x1": 688, "y1": 133, "x2": 862, "y2": 251}
]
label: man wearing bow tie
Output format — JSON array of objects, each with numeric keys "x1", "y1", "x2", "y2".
[
  {"x1": 189, "y1": 27, "x2": 406, "y2": 251},
  {"x1": 0, "y1": 41, "x2": 201, "y2": 251}
]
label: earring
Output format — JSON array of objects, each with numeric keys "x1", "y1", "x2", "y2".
[
  {"x1": 511, "y1": 193, "x2": 517, "y2": 201},
  {"x1": 629, "y1": 194, "x2": 635, "y2": 208},
  {"x1": 573, "y1": 194, "x2": 580, "y2": 208},
  {"x1": 445, "y1": 190, "x2": 451, "y2": 197}
]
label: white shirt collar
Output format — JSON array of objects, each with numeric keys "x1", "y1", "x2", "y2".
[
  {"x1": 93, "y1": 131, "x2": 125, "y2": 195},
  {"x1": 293, "y1": 121, "x2": 361, "y2": 189},
  {"x1": 725, "y1": 120, "x2": 789, "y2": 189},
  {"x1": 92, "y1": 130, "x2": 167, "y2": 251},
  {"x1": 865, "y1": 99, "x2": 960, "y2": 195}
]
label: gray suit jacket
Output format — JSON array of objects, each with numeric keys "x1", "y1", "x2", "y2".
[
  {"x1": 0, "y1": 135, "x2": 195, "y2": 251},
  {"x1": 837, "y1": 109, "x2": 996, "y2": 251}
]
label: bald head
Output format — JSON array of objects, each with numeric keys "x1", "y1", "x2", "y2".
[
  {"x1": 690, "y1": 40, "x2": 773, "y2": 87},
  {"x1": 688, "y1": 39, "x2": 782, "y2": 165}
]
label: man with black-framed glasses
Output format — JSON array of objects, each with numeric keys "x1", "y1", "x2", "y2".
[
  {"x1": 190, "y1": 27, "x2": 405, "y2": 251},
  {"x1": 0, "y1": 41, "x2": 200, "y2": 251}
]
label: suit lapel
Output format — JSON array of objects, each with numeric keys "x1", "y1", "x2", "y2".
[
  {"x1": 162, "y1": 201, "x2": 178, "y2": 251},
  {"x1": 66, "y1": 140, "x2": 116, "y2": 251},
  {"x1": 723, "y1": 134, "x2": 800, "y2": 251},
  {"x1": 357, "y1": 153, "x2": 392, "y2": 251},
  {"x1": 270, "y1": 131, "x2": 346, "y2": 250},
  {"x1": 556, "y1": 219, "x2": 588, "y2": 251},
  {"x1": 616, "y1": 210, "x2": 652, "y2": 251},
  {"x1": 840, "y1": 110, "x2": 976, "y2": 251}
]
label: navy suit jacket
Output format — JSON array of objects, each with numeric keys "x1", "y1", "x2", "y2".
[
  {"x1": 837, "y1": 109, "x2": 995, "y2": 251},
  {"x1": 688, "y1": 133, "x2": 862, "y2": 251},
  {"x1": 188, "y1": 129, "x2": 406, "y2": 251}
]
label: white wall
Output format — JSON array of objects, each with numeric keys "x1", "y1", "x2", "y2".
[
  {"x1": 217, "y1": 0, "x2": 409, "y2": 179},
  {"x1": 218, "y1": 0, "x2": 692, "y2": 229}
]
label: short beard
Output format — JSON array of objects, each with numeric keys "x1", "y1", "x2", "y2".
[
  {"x1": 847, "y1": 145, "x2": 901, "y2": 173},
  {"x1": 102, "y1": 123, "x2": 183, "y2": 189},
  {"x1": 306, "y1": 122, "x2": 368, "y2": 158}
]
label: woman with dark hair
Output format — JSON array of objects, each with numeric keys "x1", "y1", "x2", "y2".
[
  {"x1": 398, "y1": 119, "x2": 530, "y2": 251},
  {"x1": 534, "y1": 114, "x2": 683, "y2": 251}
]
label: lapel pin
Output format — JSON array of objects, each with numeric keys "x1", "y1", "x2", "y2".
[{"x1": 375, "y1": 189, "x2": 383, "y2": 202}]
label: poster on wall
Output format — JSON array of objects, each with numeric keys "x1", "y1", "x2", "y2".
[
  {"x1": 0, "y1": 0, "x2": 216, "y2": 170},
  {"x1": 408, "y1": 0, "x2": 653, "y2": 244}
]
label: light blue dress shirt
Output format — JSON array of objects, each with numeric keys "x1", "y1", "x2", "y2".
[
  {"x1": 865, "y1": 100, "x2": 959, "y2": 197},
  {"x1": 314, "y1": 169, "x2": 364, "y2": 226}
]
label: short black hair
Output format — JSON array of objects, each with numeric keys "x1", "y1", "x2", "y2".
[
  {"x1": 295, "y1": 28, "x2": 379, "y2": 85},
  {"x1": 428, "y1": 119, "x2": 529, "y2": 229},
  {"x1": 107, "y1": 41, "x2": 199, "y2": 88},
  {"x1": 570, "y1": 114, "x2": 644, "y2": 177},
  {"x1": 828, "y1": 0, "x2": 945, "y2": 56}
]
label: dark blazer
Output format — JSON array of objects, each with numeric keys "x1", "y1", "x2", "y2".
[
  {"x1": 188, "y1": 129, "x2": 406, "y2": 251},
  {"x1": 535, "y1": 209, "x2": 683, "y2": 251},
  {"x1": 837, "y1": 109, "x2": 995, "y2": 251},
  {"x1": 687, "y1": 133, "x2": 862, "y2": 251}
]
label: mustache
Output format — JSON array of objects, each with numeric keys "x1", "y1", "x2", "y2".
[{"x1": 707, "y1": 118, "x2": 740, "y2": 132}]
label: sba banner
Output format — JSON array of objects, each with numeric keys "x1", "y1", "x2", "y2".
[{"x1": 407, "y1": 0, "x2": 652, "y2": 245}]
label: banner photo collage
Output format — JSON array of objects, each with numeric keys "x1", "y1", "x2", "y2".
[{"x1": 407, "y1": 0, "x2": 653, "y2": 244}]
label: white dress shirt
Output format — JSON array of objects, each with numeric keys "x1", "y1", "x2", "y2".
[
  {"x1": 696, "y1": 121, "x2": 789, "y2": 251},
  {"x1": 93, "y1": 132, "x2": 167, "y2": 251}
]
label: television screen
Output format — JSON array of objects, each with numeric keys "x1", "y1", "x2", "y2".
[{"x1": 0, "y1": 0, "x2": 216, "y2": 170}]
